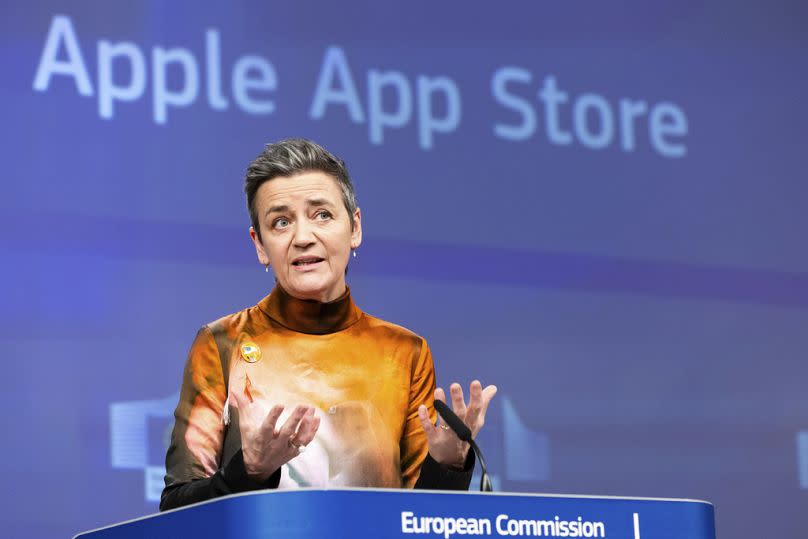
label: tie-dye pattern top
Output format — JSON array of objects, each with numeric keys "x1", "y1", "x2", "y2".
[{"x1": 161, "y1": 285, "x2": 471, "y2": 510}]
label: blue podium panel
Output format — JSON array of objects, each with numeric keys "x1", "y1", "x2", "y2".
[{"x1": 75, "y1": 488, "x2": 715, "y2": 539}]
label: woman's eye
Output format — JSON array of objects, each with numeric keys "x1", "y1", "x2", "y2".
[
  {"x1": 316, "y1": 210, "x2": 332, "y2": 220},
  {"x1": 273, "y1": 217, "x2": 290, "y2": 229}
]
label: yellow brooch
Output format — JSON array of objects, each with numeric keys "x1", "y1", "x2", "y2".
[{"x1": 240, "y1": 342, "x2": 262, "y2": 363}]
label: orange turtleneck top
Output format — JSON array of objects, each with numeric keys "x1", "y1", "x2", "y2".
[{"x1": 161, "y1": 286, "x2": 472, "y2": 510}]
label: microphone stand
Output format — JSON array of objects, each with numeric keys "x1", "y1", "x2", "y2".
[
  {"x1": 434, "y1": 400, "x2": 494, "y2": 492},
  {"x1": 470, "y1": 438, "x2": 493, "y2": 492}
]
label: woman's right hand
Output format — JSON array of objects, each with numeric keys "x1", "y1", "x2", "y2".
[{"x1": 230, "y1": 375, "x2": 320, "y2": 481}]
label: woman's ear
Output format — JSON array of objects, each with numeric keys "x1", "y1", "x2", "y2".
[
  {"x1": 350, "y1": 208, "x2": 363, "y2": 250},
  {"x1": 249, "y1": 226, "x2": 270, "y2": 266}
]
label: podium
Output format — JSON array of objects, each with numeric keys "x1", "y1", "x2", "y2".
[{"x1": 75, "y1": 488, "x2": 715, "y2": 539}]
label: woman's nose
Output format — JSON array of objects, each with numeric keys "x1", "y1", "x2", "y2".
[{"x1": 292, "y1": 219, "x2": 316, "y2": 247}]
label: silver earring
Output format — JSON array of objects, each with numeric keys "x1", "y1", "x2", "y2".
[
  {"x1": 352, "y1": 249, "x2": 357, "y2": 258},
  {"x1": 265, "y1": 264, "x2": 269, "y2": 272}
]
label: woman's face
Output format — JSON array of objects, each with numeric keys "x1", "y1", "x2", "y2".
[{"x1": 249, "y1": 171, "x2": 362, "y2": 302}]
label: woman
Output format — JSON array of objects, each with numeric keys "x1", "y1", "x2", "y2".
[{"x1": 160, "y1": 139, "x2": 497, "y2": 510}]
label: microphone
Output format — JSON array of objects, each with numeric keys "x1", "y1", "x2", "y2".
[{"x1": 434, "y1": 400, "x2": 493, "y2": 492}]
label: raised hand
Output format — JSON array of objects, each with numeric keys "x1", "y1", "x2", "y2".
[
  {"x1": 417, "y1": 380, "x2": 497, "y2": 468},
  {"x1": 230, "y1": 375, "x2": 320, "y2": 481}
]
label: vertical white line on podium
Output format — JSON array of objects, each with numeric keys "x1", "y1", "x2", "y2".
[{"x1": 633, "y1": 513, "x2": 641, "y2": 539}]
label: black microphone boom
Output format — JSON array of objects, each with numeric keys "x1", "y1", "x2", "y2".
[
  {"x1": 434, "y1": 400, "x2": 472, "y2": 441},
  {"x1": 433, "y1": 400, "x2": 493, "y2": 492}
]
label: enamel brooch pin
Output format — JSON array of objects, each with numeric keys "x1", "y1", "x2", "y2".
[{"x1": 240, "y1": 342, "x2": 262, "y2": 363}]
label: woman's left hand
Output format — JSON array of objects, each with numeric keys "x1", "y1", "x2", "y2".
[{"x1": 417, "y1": 380, "x2": 497, "y2": 469}]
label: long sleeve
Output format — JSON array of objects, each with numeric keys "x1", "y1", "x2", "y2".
[
  {"x1": 162, "y1": 292, "x2": 476, "y2": 504},
  {"x1": 160, "y1": 450, "x2": 281, "y2": 510},
  {"x1": 415, "y1": 451, "x2": 475, "y2": 490},
  {"x1": 401, "y1": 339, "x2": 475, "y2": 491},
  {"x1": 160, "y1": 327, "x2": 280, "y2": 510}
]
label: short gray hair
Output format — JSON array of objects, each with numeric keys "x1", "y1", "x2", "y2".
[{"x1": 245, "y1": 139, "x2": 358, "y2": 238}]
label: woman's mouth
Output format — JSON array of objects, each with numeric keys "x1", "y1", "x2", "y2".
[{"x1": 292, "y1": 256, "x2": 324, "y2": 267}]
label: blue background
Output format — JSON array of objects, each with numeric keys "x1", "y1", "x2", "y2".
[{"x1": 1, "y1": 2, "x2": 806, "y2": 537}]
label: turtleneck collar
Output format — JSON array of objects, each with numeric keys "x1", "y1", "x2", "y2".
[{"x1": 257, "y1": 284, "x2": 363, "y2": 335}]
